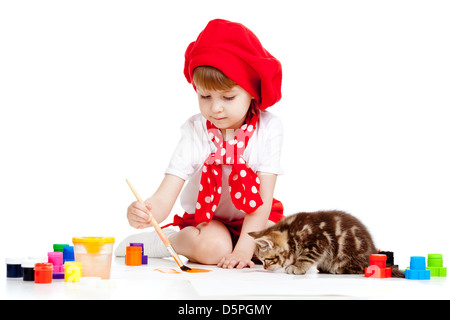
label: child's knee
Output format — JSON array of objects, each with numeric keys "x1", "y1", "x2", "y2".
[{"x1": 194, "y1": 233, "x2": 233, "y2": 265}]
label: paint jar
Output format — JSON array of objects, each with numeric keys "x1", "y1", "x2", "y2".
[
  {"x1": 48, "y1": 252, "x2": 64, "y2": 273},
  {"x1": 53, "y1": 244, "x2": 69, "y2": 252},
  {"x1": 64, "y1": 261, "x2": 82, "y2": 282},
  {"x1": 72, "y1": 237, "x2": 115, "y2": 279},
  {"x1": 126, "y1": 246, "x2": 142, "y2": 266},
  {"x1": 63, "y1": 246, "x2": 75, "y2": 263},
  {"x1": 130, "y1": 242, "x2": 147, "y2": 264},
  {"x1": 5, "y1": 258, "x2": 23, "y2": 278},
  {"x1": 35, "y1": 263, "x2": 53, "y2": 283},
  {"x1": 22, "y1": 260, "x2": 38, "y2": 281}
]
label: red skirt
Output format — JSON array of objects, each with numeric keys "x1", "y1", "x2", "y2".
[{"x1": 162, "y1": 198, "x2": 284, "y2": 246}]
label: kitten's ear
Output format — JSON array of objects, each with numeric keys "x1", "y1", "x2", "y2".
[
  {"x1": 248, "y1": 231, "x2": 263, "y2": 239},
  {"x1": 248, "y1": 231, "x2": 273, "y2": 250},
  {"x1": 254, "y1": 237, "x2": 274, "y2": 251}
]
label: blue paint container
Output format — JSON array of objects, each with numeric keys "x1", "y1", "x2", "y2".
[
  {"x1": 63, "y1": 246, "x2": 75, "y2": 263},
  {"x1": 5, "y1": 258, "x2": 23, "y2": 278}
]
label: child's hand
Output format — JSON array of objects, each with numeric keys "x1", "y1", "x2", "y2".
[
  {"x1": 127, "y1": 201, "x2": 152, "y2": 229},
  {"x1": 217, "y1": 250, "x2": 255, "y2": 269}
]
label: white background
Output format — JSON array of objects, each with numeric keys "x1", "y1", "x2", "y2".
[{"x1": 1, "y1": 0, "x2": 449, "y2": 270}]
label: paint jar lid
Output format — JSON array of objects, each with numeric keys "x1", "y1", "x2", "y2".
[
  {"x1": 72, "y1": 237, "x2": 115, "y2": 244},
  {"x1": 48, "y1": 251, "x2": 63, "y2": 258},
  {"x1": 73, "y1": 237, "x2": 115, "y2": 254},
  {"x1": 5, "y1": 258, "x2": 24, "y2": 265},
  {"x1": 21, "y1": 260, "x2": 39, "y2": 268},
  {"x1": 53, "y1": 244, "x2": 70, "y2": 252},
  {"x1": 126, "y1": 246, "x2": 142, "y2": 253},
  {"x1": 35, "y1": 263, "x2": 53, "y2": 271}
]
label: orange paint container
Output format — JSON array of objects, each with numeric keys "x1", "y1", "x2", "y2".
[{"x1": 126, "y1": 246, "x2": 142, "y2": 266}]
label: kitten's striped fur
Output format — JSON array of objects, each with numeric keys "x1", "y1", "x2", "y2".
[{"x1": 249, "y1": 210, "x2": 378, "y2": 275}]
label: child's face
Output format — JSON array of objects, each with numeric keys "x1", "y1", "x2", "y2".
[{"x1": 197, "y1": 85, "x2": 253, "y2": 131}]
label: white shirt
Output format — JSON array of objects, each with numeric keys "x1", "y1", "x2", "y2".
[{"x1": 165, "y1": 110, "x2": 283, "y2": 221}]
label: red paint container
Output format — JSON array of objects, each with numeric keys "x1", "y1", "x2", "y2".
[{"x1": 35, "y1": 263, "x2": 53, "y2": 283}]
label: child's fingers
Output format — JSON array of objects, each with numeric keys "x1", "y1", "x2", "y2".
[
  {"x1": 218, "y1": 257, "x2": 237, "y2": 269},
  {"x1": 129, "y1": 202, "x2": 151, "y2": 222},
  {"x1": 130, "y1": 209, "x2": 150, "y2": 223},
  {"x1": 218, "y1": 256, "x2": 255, "y2": 269},
  {"x1": 217, "y1": 256, "x2": 226, "y2": 268},
  {"x1": 132, "y1": 200, "x2": 152, "y2": 213},
  {"x1": 136, "y1": 222, "x2": 152, "y2": 229},
  {"x1": 236, "y1": 260, "x2": 255, "y2": 269}
]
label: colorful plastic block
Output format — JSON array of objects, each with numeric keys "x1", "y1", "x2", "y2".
[
  {"x1": 365, "y1": 254, "x2": 391, "y2": 278},
  {"x1": 378, "y1": 250, "x2": 399, "y2": 270},
  {"x1": 427, "y1": 254, "x2": 447, "y2": 277},
  {"x1": 64, "y1": 261, "x2": 82, "y2": 282},
  {"x1": 405, "y1": 256, "x2": 431, "y2": 280}
]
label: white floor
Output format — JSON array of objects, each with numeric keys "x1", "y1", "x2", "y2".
[{"x1": 2, "y1": 256, "x2": 448, "y2": 300}]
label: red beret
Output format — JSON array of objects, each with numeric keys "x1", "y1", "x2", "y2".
[{"x1": 184, "y1": 19, "x2": 282, "y2": 110}]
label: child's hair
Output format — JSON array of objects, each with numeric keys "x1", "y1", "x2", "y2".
[{"x1": 193, "y1": 66, "x2": 237, "y2": 91}]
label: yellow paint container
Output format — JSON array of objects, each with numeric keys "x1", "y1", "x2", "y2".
[{"x1": 72, "y1": 237, "x2": 115, "y2": 279}]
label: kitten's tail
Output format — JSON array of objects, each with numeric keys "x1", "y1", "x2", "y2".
[
  {"x1": 390, "y1": 268, "x2": 405, "y2": 278},
  {"x1": 375, "y1": 250, "x2": 405, "y2": 278}
]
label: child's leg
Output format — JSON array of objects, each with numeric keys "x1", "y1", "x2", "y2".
[{"x1": 169, "y1": 220, "x2": 233, "y2": 265}]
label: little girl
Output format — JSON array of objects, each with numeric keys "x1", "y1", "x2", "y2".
[{"x1": 116, "y1": 19, "x2": 284, "y2": 269}]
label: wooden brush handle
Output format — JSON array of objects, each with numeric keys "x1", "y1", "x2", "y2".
[{"x1": 126, "y1": 179, "x2": 171, "y2": 247}]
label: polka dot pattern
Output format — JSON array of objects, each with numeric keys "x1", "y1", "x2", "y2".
[{"x1": 194, "y1": 111, "x2": 263, "y2": 225}]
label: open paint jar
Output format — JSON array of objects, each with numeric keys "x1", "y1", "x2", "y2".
[{"x1": 72, "y1": 237, "x2": 114, "y2": 279}]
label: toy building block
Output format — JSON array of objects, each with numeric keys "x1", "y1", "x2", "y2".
[
  {"x1": 64, "y1": 261, "x2": 82, "y2": 282},
  {"x1": 378, "y1": 250, "x2": 399, "y2": 270},
  {"x1": 365, "y1": 254, "x2": 391, "y2": 278},
  {"x1": 427, "y1": 254, "x2": 447, "y2": 277},
  {"x1": 405, "y1": 256, "x2": 431, "y2": 280}
]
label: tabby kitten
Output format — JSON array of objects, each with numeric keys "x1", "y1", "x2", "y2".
[{"x1": 249, "y1": 210, "x2": 380, "y2": 275}]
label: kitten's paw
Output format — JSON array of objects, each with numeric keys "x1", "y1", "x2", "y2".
[{"x1": 285, "y1": 265, "x2": 306, "y2": 275}]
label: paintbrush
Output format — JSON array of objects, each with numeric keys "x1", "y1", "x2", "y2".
[{"x1": 125, "y1": 179, "x2": 192, "y2": 272}]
